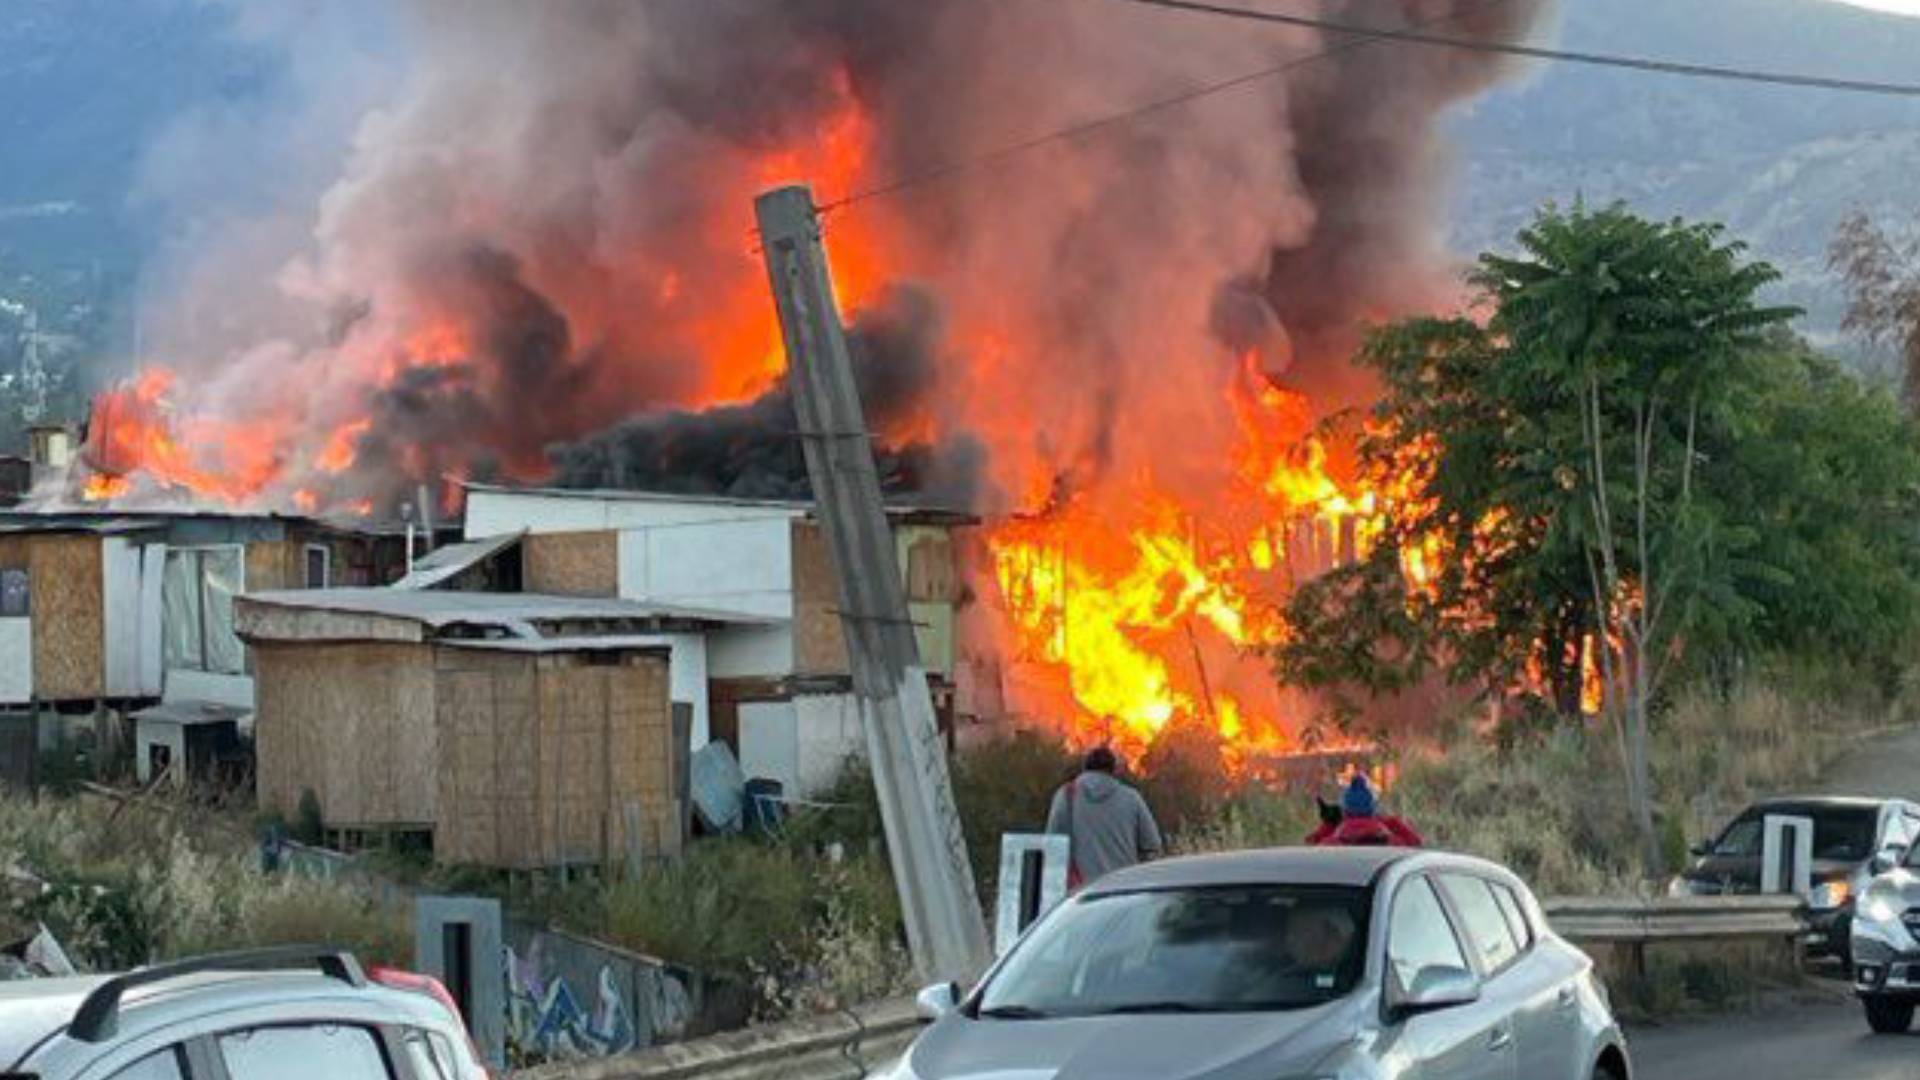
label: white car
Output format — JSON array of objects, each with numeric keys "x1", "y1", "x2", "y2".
[
  {"x1": 0, "y1": 947, "x2": 488, "y2": 1080},
  {"x1": 885, "y1": 847, "x2": 1630, "y2": 1080}
]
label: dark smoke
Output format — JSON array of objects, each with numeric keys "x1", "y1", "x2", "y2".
[
  {"x1": 128, "y1": 0, "x2": 1556, "y2": 514},
  {"x1": 548, "y1": 285, "x2": 982, "y2": 506}
]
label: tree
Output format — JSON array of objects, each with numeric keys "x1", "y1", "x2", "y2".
[
  {"x1": 1281, "y1": 205, "x2": 1836, "y2": 876},
  {"x1": 1832, "y1": 213, "x2": 1920, "y2": 404}
]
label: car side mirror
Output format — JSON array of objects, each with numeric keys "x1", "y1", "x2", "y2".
[
  {"x1": 1874, "y1": 848, "x2": 1904, "y2": 875},
  {"x1": 1689, "y1": 841, "x2": 1711, "y2": 858},
  {"x1": 1388, "y1": 965, "x2": 1481, "y2": 1020},
  {"x1": 915, "y1": 981, "x2": 961, "y2": 1022}
]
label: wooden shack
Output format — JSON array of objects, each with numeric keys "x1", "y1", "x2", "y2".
[
  {"x1": 0, "y1": 511, "x2": 417, "y2": 710},
  {"x1": 237, "y1": 589, "x2": 735, "y2": 868}
]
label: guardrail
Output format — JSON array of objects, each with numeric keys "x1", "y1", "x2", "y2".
[
  {"x1": 1543, "y1": 895, "x2": 1808, "y2": 944},
  {"x1": 512, "y1": 996, "x2": 918, "y2": 1080},
  {"x1": 1543, "y1": 894, "x2": 1808, "y2": 978},
  {"x1": 515, "y1": 895, "x2": 1810, "y2": 1079}
]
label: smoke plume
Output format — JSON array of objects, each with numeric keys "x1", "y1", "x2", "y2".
[{"x1": 107, "y1": 0, "x2": 1553, "y2": 515}]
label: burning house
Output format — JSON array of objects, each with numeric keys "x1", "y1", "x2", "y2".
[
  {"x1": 458, "y1": 481, "x2": 970, "y2": 797},
  {"x1": 51, "y1": 1, "x2": 1553, "y2": 769},
  {"x1": 0, "y1": 511, "x2": 417, "y2": 776}
]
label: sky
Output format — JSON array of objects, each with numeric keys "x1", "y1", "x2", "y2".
[{"x1": 1829, "y1": 0, "x2": 1920, "y2": 14}]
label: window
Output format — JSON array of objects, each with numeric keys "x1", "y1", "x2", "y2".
[
  {"x1": 305, "y1": 545, "x2": 331, "y2": 589},
  {"x1": 1489, "y1": 882, "x2": 1535, "y2": 951},
  {"x1": 1437, "y1": 874, "x2": 1523, "y2": 975},
  {"x1": 109, "y1": 1048, "x2": 187, "y2": 1079},
  {"x1": 163, "y1": 547, "x2": 245, "y2": 675},
  {"x1": 976, "y1": 885, "x2": 1372, "y2": 1017},
  {"x1": 218, "y1": 1024, "x2": 393, "y2": 1080},
  {"x1": 401, "y1": 1030, "x2": 457, "y2": 1080},
  {"x1": 1387, "y1": 877, "x2": 1469, "y2": 992},
  {"x1": 1711, "y1": 807, "x2": 1878, "y2": 861},
  {"x1": 0, "y1": 568, "x2": 28, "y2": 616}
]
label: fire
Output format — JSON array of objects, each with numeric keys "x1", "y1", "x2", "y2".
[
  {"x1": 317, "y1": 419, "x2": 371, "y2": 475},
  {"x1": 986, "y1": 351, "x2": 1392, "y2": 763},
  {"x1": 68, "y1": 65, "x2": 1429, "y2": 771}
]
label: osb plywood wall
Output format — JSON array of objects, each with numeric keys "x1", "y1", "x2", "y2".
[
  {"x1": 244, "y1": 540, "x2": 301, "y2": 593},
  {"x1": 524, "y1": 531, "x2": 619, "y2": 598},
  {"x1": 253, "y1": 641, "x2": 437, "y2": 828},
  {"x1": 436, "y1": 648, "x2": 676, "y2": 868},
  {"x1": 792, "y1": 521, "x2": 961, "y2": 677},
  {"x1": 30, "y1": 535, "x2": 105, "y2": 700},
  {"x1": 791, "y1": 521, "x2": 848, "y2": 676}
]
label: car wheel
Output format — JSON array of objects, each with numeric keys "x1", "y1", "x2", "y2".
[
  {"x1": 1863, "y1": 995, "x2": 1915, "y2": 1034},
  {"x1": 1591, "y1": 1062, "x2": 1623, "y2": 1080}
]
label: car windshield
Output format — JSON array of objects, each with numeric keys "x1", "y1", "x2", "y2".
[
  {"x1": 975, "y1": 885, "x2": 1370, "y2": 1018},
  {"x1": 1711, "y1": 807, "x2": 1878, "y2": 861}
]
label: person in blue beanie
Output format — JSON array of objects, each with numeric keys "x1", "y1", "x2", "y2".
[{"x1": 1316, "y1": 773, "x2": 1424, "y2": 847}]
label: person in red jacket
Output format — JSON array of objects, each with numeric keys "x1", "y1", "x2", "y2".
[{"x1": 1316, "y1": 774, "x2": 1423, "y2": 847}]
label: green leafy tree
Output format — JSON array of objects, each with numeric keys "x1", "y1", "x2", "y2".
[{"x1": 1276, "y1": 205, "x2": 1920, "y2": 876}]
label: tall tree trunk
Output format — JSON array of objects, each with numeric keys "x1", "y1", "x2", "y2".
[{"x1": 1629, "y1": 646, "x2": 1664, "y2": 877}]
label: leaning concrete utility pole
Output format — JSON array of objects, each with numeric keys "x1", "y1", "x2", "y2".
[{"x1": 755, "y1": 185, "x2": 991, "y2": 981}]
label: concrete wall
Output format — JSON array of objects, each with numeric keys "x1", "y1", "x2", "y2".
[
  {"x1": 134, "y1": 720, "x2": 185, "y2": 785},
  {"x1": 737, "y1": 693, "x2": 866, "y2": 798},
  {"x1": 794, "y1": 693, "x2": 866, "y2": 797}
]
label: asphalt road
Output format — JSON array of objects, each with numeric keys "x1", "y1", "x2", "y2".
[{"x1": 1631, "y1": 998, "x2": 1920, "y2": 1080}]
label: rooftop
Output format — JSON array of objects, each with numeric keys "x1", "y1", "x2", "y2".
[
  {"x1": 459, "y1": 479, "x2": 979, "y2": 526},
  {"x1": 241, "y1": 587, "x2": 775, "y2": 632},
  {"x1": 392, "y1": 530, "x2": 525, "y2": 590}
]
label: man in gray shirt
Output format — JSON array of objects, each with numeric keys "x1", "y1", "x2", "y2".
[{"x1": 1046, "y1": 747, "x2": 1164, "y2": 887}]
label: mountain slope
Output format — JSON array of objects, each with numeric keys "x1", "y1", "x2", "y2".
[{"x1": 1448, "y1": 0, "x2": 1920, "y2": 342}]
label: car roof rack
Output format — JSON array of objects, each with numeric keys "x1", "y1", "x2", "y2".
[{"x1": 69, "y1": 946, "x2": 366, "y2": 1044}]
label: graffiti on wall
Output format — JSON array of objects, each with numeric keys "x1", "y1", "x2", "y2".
[{"x1": 504, "y1": 925, "x2": 695, "y2": 1061}]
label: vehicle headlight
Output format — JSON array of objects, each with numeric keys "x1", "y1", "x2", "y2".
[
  {"x1": 1861, "y1": 886, "x2": 1902, "y2": 925},
  {"x1": 1810, "y1": 880, "x2": 1853, "y2": 911}
]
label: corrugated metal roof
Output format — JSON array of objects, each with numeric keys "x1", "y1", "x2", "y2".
[
  {"x1": 242, "y1": 587, "x2": 778, "y2": 629},
  {"x1": 392, "y1": 530, "x2": 525, "y2": 590}
]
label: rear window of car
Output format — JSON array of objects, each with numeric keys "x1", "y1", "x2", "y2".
[
  {"x1": 219, "y1": 1024, "x2": 393, "y2": 1079},
  {"x1": 1713, "y1": 806, "x2": 1878, "y2": 861}
]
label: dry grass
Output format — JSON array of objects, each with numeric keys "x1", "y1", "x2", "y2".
[
  {"x1": 2, "y1": 790, "x2": 409, "y2": 971},
  {"x1": 1180, "y1": 673, "x2": 1916, "y2": 897}
]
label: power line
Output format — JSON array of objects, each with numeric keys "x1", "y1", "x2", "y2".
[
  {"x1": 1107, "y1": 0, "x2": 1920, "y2": 98},
  {"x1": 818, "y1": 0, "x2": 1512, "y2": 212},
  {"x1": 820, "y1": 0, "x2": 1920, "y2": 215}
]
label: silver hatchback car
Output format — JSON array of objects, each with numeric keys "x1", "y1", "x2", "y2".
[
  {"x1": 885, "y1": 848, "x2": 1629, "y2": 1080},
  {"x1": 0, "y1": 947, "x2": 488, "y2": 1080}
]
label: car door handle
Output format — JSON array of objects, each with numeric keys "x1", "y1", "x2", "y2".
[
  {"x1": 1488, "y1": 1027, "x2": 1513, "y2": 1053},
  {"x1": 1556, "y1": 986, "x2": 1579, "y2": 1010}
]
